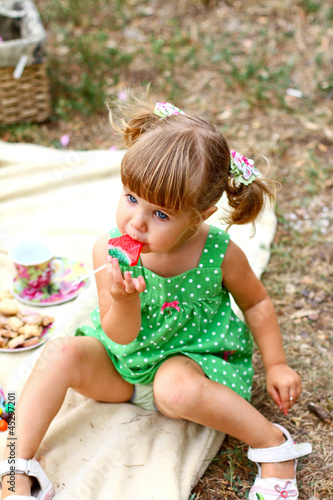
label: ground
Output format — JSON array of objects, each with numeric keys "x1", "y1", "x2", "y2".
[{"x1": 0, "y1": 1, "x2": 332, "y2": 498}]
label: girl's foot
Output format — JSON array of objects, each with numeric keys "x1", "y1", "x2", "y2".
[
  {"x1": 259, "y1": 425, "x2": 296, "y2": 479},
  {"x1": 0, "y1": 458, "x2": 54, "y2": 500},
  {"x1": 247, "y1": 424, "x2": 312, "y2": 500},
  {"x1": 1, "y1": 473, "x2": 33, "y2": 498},
  {"x1": 261, "y1": 459, "x2": 296, "y2": 479}
]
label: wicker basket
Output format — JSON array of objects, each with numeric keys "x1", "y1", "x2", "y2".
[
  {"x1": 0, "y1": 0, "x2": 51, "y2": 125},
  {"x1": 0, "y1": 64, "x2": 50, "y2": 124}
]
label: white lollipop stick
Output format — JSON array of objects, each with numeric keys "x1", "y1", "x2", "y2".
[{"x1": 71, "y1": 263, "x2": 107, "y2": 287}]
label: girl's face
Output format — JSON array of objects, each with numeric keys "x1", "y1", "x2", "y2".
[{"x1": 116, "y1": 188, "x2": 195, "y2": 254}]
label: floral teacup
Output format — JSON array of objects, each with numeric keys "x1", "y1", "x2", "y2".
[{"x1": 9, "y1": 237, "x2": 55, "y2": 293}]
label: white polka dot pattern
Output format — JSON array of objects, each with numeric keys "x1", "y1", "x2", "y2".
[{"x1": 76, "y1": 226, "x2": 254, "y2": 400}]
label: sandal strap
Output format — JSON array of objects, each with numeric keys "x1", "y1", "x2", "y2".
[
  {"x1": 0, "y1": 458, "x2": 54, "y2": 500},
  {"x1": 0, "y1": 458, "x2": 39, "y2": 481},
  {"x1": 248, "y1": 424, "x2": 312, "y2": 463}
]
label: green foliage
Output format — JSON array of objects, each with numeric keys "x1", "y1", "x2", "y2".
[
  {"x1": 302, "y1": 0, "x2": 321, "y2": 14},
  {"x1": 202, "y1": 38, "x2": 297, "y2": 109},
  {"x1": 38, "y1": 0, "x2": 138, "y2": 118},
  {"x1": 49, "y1": 29, "x2": 134, "y2": 117}
]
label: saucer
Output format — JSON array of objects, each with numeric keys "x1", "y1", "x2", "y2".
[
  {"x1": 12, "y1": 257, "x2": 90, "y2": 306},
  {"x1": 0, "y1": 325, "x2": 55, "y2": 353}
]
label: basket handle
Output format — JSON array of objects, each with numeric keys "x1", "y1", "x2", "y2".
[{"x1": 0, "y1": 6, "x2": 27, "y2": 18}]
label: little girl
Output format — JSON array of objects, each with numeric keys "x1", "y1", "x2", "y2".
[{"x1": 0, "y1": 96, "x2": 311, "y2": 500}]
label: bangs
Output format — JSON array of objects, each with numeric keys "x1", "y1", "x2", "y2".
[{"x1": 120, "y1": 128, "x2": 205, "y2": 212}]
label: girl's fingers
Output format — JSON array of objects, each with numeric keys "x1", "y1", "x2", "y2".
[
  {"x1": 267, "y1": 369, "x2": 302, "y2": 415},
  {"x1": 134, "y1": 276, "x2": 146, "y2": 293},
  {"x1": 106, "y1": 255, "x2": 113, "y2": 273},
  {"x1": 289, "y1": 385, "x2": 301, "y2": 409},
  {"x1": 269, "y1": 384, "x2": 290, "y2": 415},
  {"x1": 269, "y1": 385, "x2": 282, "y2": 410},
  {"x1": 107, "y1": 257, "x2": 125, "y2": 291},
  {"x1": 124, "y1": 271, "x2": 136, "y2": 294},
  {"x1": 280, "y1": 389, "x2": 291, "y2": 415},
  {"x1": 281, "y1": 385, "x2": 301, "y2": 415},
  {"x1": 106, "y1": 258, "x2": 116, "y2": 283},
  {"x1": 111, "y1": 258, "x2": 124, "y2": 287},
  {"x1": 107, "y1": 259, "x2": 146, "y2": 296}
]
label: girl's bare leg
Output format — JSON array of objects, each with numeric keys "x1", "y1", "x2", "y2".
[
  {"x1": 1, "y1": 336, "x2": 133, "y2": 499},
  {"x1": 153, "y1": 356, "x2": 295, "y2": 480}
]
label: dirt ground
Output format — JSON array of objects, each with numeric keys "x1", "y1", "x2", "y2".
[{"x1": 1, "y1": 1, "x2": 332, "y2": 498}]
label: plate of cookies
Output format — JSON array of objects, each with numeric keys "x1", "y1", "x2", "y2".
[{"x1": 0, "y1": 292, "x2": 55, "y2": 352}]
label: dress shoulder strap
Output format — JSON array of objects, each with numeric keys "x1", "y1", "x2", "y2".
[{"x1": 198, "y1": 225, "x2": 230, "y2": 268}]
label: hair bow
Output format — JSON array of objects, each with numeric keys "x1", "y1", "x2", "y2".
[
  {"x1": 230, "y1": 150, "x2": 260, "y2": 185},
  {"x1": 154, "y1": 102, "x2": 185, "y2": 118}
]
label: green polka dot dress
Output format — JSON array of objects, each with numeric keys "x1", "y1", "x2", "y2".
[{"x1": 76, "y1": 225, "x2": 254, "y2": 401}]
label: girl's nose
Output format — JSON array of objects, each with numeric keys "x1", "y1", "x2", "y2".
[{"x1": 130, "y1": 213, "x2": 147, "y2": 233}]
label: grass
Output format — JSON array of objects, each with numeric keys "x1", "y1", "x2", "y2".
[{"x1": 1, "y1": 0, "x2": 332, "y2": 498}]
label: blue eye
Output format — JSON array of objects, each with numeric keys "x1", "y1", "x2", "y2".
[
  {"x1": 155, "y1": 210, "x2": 168, "y2": 220},
  {"x1": 128, "y1": 194, "x2": 138, "y2": 204}
]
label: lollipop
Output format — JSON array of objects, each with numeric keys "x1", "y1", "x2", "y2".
[
  {"x1": 71, "y1": 235, "x2": 143, "y2": 287},
  {"x1": 108, "y1": 235, "x2": 142, "y2": 267}
]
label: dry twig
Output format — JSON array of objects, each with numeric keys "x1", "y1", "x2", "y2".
[{"x1": 307, "y1": 402, "x2": 332, "y2": 425}]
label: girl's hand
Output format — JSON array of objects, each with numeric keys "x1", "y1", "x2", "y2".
[
  {"x1": 107, "y1": 256, "x2": 146, "y2": 300},
  {"x1": 265, "y1": 364, "x2": 302, "y2": 416}
]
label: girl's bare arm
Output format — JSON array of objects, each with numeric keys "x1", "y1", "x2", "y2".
[
  {"x1": 222, "y1": 240, "x2": 301, "y2": 414},
  {"x1": 93, "y1": 234, "x2": 146, "y2": 344}
]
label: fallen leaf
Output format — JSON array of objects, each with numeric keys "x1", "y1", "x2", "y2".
[
  {"x1": 290, "y1": 309, "x2": 318, "y2": 319},
  {"x1": 304, "y1": 121, "x2": 320, "y2": 131}
]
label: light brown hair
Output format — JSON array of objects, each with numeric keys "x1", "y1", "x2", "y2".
[{"x1": 109, "y1": 91, "x2": 277, "y2": 227}]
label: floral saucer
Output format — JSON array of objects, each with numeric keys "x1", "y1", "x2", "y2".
[{"x1": 12, "y1": 257, "x2": 90, "y2": 306}]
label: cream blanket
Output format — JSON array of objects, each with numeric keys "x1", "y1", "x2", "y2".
[{"x1": 0, "y1": 140, "x2": 277, "y2": 500}]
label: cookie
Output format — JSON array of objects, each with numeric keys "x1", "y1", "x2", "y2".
[
  {"x1": 0, "y1": 337, "x2": 8, "y2": 348},
  {"x1": 42, "y1": 316, "x2": 54, "y2": 327},
  {"x1": 7, "y1": 334, "x2": 26, "y2": 349},
  {"x1": 21, "y1": 314, "x2": 43, "y2": 326},
  {"x1": 0, "y1": 316, "x2": 7, "y2": 328},
  {"x1": 0, "y1": 329, "x2": 17, "y2": 339},
  {"x1": 0, "y1": 290, "x2": 54, "y2": 349},
  {"x1": 18, "y1": 324, "x2": 43, "y2": 339},
  {"x1": 22, "y1": 337, "x2": 40, "y2": 348},
  {"x1": 7, "y1": 316, "x2": 24, "y2": 332},
  {"x1": 0, "y1": 299, "x2": 19, "y2": 316}
]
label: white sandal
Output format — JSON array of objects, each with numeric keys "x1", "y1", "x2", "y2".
[
  {"x1": 247, "y1": 423, "x2": 312, "y2": 499},
  {"x1": 0, "y1": 458, "x2": 54, "y2": 500}
]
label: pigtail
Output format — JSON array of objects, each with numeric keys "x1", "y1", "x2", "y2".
[
  {"x1": 108, "y1": 88, "x2": 162, "y2": 147},
  {"x1": 224, "y1": 170, "x2": 278, "y2": 229}
]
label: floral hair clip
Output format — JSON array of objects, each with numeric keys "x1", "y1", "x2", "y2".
[
  {"x1": 230, "y1": 150, "x2": 260, "y2": 186},
  {"x1": 154, "y1": 102, "x2": 185, "y2": 118}
]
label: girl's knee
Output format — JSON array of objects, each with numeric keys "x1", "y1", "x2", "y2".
[
  {"x1": 34, "y1": 337, "x2": 86, "y2": 382},
  {"x1": 153, "y1": 359, "x2": 203, "y2": 418}
]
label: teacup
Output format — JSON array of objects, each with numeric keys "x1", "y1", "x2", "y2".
[{"x1": 9, "y1": 237, "x2": 55, "y2": 292}]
